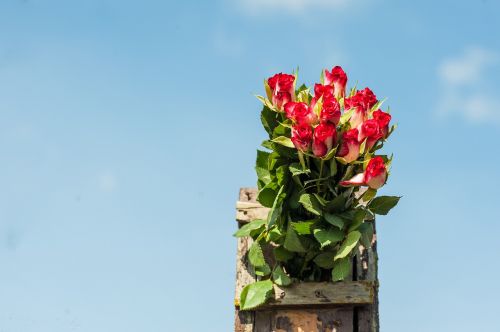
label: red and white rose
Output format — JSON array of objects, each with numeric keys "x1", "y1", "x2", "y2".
[
  {"x1": 340, "y1": 156, "x2": 388, "y2": 189},
  {"x1": 267, "y1": 73, "x2": 295, "y2": 111},
  {"x1": 324, "y1": 66, "x2": 347, "y2": 99},
  {"x1": 337, "y1": 128, "x2": 360, "y2": 163},
  {"x1": 312, "y1": 122, "x2": 336, "y2": 158}
]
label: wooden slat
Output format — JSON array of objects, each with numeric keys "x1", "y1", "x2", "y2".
[
  {"x1": 254, "y1": 309, "x2": 354, "y2": 332},
  {"x1": 235, "y1": 281, "x2": 375, "y2": 310}
]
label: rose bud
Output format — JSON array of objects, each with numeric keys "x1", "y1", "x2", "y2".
[
  {"x1": 312, "y1": 122, "x2": 336, "y2": 158},
  {"x1": 373, "y1": 109, "x2": 392, "y2": 137},
  {"x1": 339, "y1": 156, "x2": 387, "y2": 189},
  {"x1": 291, "y1": 122, "x2": 313, "y2": 152},
  {"x1": 267, "y1": 73, "x2": 296, "y2": 111},
  {"x1": 324, "y1": 66, "x2": 348, "y2": 98},
  {"x1": 337, "y1": 128, "x2": 360, "y2": 163},
  {"x1": 364, "y1": 156, "x2": 387, "y2": 189},
  {"x1": 358, "y1": 119, "x2": 383, "y2": 151},
  {"x1": 345, "y1": 88, "x2": 378, "y2": 128},
  {"x1": 320, "y1": 97, "x2": 341, "y2": 125},
  {"x1": 285, "y1": 102, "x2": 318, "y2": 125},
  {"x1": 314, "y1": 84, "x2": 334, "y2": 99}
]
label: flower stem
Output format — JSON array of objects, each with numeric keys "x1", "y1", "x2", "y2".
[
  {"x1": 298, "y1": 151, "x2": 306, "y2": 170},
  {"x1": 317, "y1": 159, "x2": 324, "y2": 193}
]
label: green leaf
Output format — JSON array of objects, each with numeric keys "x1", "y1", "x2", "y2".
[
  {"x1": 325, "y1": 195, "x2": 346, "y2": 213},
  {"x1": 291, "y1": 220, "x2": 316, "y2": 235},
  {"x1": 260, "y1": 106, "x2": 279, "y2": 136},
  {"x1": 339, "y1": 109, "x2": 353, "y2": 126},
  {"x1": 369, "y1": 196, "x2": 401, "y2": 215},
  {"x1": 359, "y1": 138, "x2": 367, "y2": 155},
  {"x1": 261, "y1": 140, "x2": 273, "y2": 150},
  {"x1": 266, "y1": 227, "x2": 283, "y2": 243},
  {"x1": 254, "y1": 264, "x2": 271, "y2": 277},
  {"x1": 299, "y1": 194, "x2": 322, "y2": 216},
  {"x1": 257, "y1": 181, "x2": 279, "y2": 208},
  {"x1": 332, "y1": 258, "x2": 352, "y2": 281},
  {"x1": 274, "y1": 246, "x2": 294, "y2": 262},
  {"x1": 321, "y1": 147, "x2": 337, "y2": 161},
  {"x1": 248, "y1": 242, "x2": 266, "y2": 267},
  {"x1": 267, "y1": 185, "x2": 285, "y2": 228},
  {"x1": 348, "y1": 209, "x2": 367, "y2": 232},
  {"x1": 233, "y1": 219, "x2": 267, "y2": 237},
  {"x1": 276, "y1": 165, "x2": 289, "y2": 186},
  {"x1": 313, "y1": 252, "x2": 336, "y2": 269},
  {"x1": 335, "y1": 231, "x2": 361, "y2": 260},
  {"x1": 284, "y1": 225, "x2": 306, "y2": 253},
  {"x1": 313, "y1": 228, "x2": 343, "y2": 248},
  {"x1": 329, "y1": 158, "x2": 337, "y2": 177},
  {"x1": 256, "y1": 150, "x2": 271, "y2": 188},
  {"x1": 324, "y1": 213, "x2": 345, "y2": 229},
  {"x1": 358, "y1": 222, "x2": 374, "y2": 248},
  {"x1": 271, "y1": 136, "x2": 295, "y2": 148},
  {"x1": 312, "y1": 96, "x2": 323, "y2": 117},
  {"x1": 297, "y1": 88, "x2": 310, "y2": 103},
  {"x1": 272, "y1": 266, "x2": 292, "y2": 286},
  {"x1": 239, "y1": 280, "x2": 274, "y2": 310},
  {"x1": 289, "y1": 163, "x2": 310, "y2": 176},
  {"x1": 255, "y1": 95, "x2": 276, "y2": 111},
  {"x1": 362, "y1": 188, "x2": 377, "y2": 202}
]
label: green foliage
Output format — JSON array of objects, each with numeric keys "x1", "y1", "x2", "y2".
[
  {"x1": 332, "y1": 258, "x2": 352, "y2": 281},
  {"x1": 313, "y1": 252, "x2": 336, "y2": 269},
  {"x1": 335, "y1": 231, "x2": 361, "y2": 260},
  {"x1": 313, "y1": 228, "x2": 343, "y2": 249},
  {"x1": 233, "y1": 219, "x2": 266, "y2": 237},
  {"x1": 249, "y1": 242, "x2": 266, "y2": 267},
  {"x1": 284, "y1": 224, "x2": 307, "y2": 253},
  {"x1": 272, "y1": 266, "x2": 292, "y2": 286},
  {"x1": 239, "y1": 280, "x2": 274, "y2": 310},
  {"x1": 369, "y1": 196, "x2": 401, "y2": 215},
  {"x1": 299, "y1": 194, "x2": 322, "y2": 216}
]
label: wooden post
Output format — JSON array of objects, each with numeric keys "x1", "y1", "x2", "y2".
[{"x1": 234, "y1": 188, "x2": 379, "y2": 332}]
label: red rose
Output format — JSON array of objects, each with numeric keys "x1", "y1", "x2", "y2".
[
  {"x1": 345, "y1": 88, "x2": 378, "y2": 128},
  {"x1": 267, "y1": 73, "x2": 295, "y2": 111},
  {"x1": 358, "y1": 119, "x2": 383, "y2": 151},
  {"x1": 320, "y1": 97, "x2": 341, "y2": 125},
  {"x1": 364, "y1": 156, "x2": 387, "y2": 189},
  {"x1": 291, "y1": 123, "x2": 313, "y2": 152},
  {"x1": 312, "y1": 122, "x2": 336, "y2": 157},
  {"x1": 372, "y1": 109, "x2": 391, "y2": 137},
  {"x1": 314, "y1": 84, "x2": 334, "y2": 99},
  {"x1": 324, "y1": 66, "x2": 347, "y2": 98},
  {"x1": 339, "y1": 156, "x2": 387, "y2": 189},
  {"x1": 285, "y1": 102, "x2": 318, "y2": 125},
  {"x1": 337, "y1": 128, "x2": 360, "y2": 162}
]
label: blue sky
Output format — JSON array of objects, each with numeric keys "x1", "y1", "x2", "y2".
[{"x1": 1, "y1": 0, "x2": 499, "y2": 331}]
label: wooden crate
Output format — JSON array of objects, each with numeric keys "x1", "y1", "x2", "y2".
[{"x1": 234, "y1": 188, "x2": 379, "y2": 332}]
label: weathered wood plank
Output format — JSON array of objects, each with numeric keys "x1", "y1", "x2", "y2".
[
  {"x1": 236, "y1": 187, "x2": 270, "y2": 223},
  {"x1": 254, "y1": 308, "x2": 354, "y2": 332},
  {"x1": 234, "y1": 189, "x2": 258, "y2": 331},
  {"x1": 355, "y1": 224, "x2": 379, "y2": 332},
  {"x1": 235, "y1": 281, "x2": 375, "y2": 309}
]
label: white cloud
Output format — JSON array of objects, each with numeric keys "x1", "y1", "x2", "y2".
[
  {"x1": 436, "y1": 47, "x2": 500, "y2": 124},
  {"x1": 238, "y1": 0, "x2": 349, "y2": 15}
]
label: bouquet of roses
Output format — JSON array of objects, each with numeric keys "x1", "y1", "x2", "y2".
[{"x1": 235, "y1": 66, "x2": 400, "y2": 310}]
